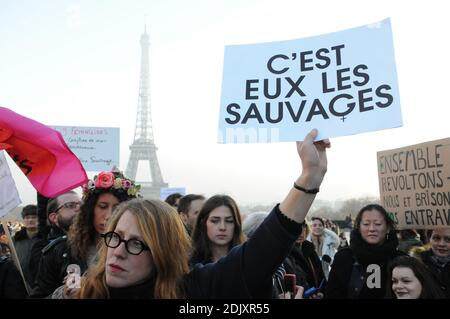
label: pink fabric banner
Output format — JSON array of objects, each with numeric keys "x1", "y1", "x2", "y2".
[{"x1": 0, "y1": 107, "x2": 88, "y2": 197}]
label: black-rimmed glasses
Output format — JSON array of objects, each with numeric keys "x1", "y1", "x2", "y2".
[
  {"x1": 55, "y1": 201, "x2": 81, "y2": 213},
  {"x1": 101, "y1": 231, "x2": 150, "y2": 255}
]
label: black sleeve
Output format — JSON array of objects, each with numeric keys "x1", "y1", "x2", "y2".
[
  {"x1": 0, "y1": 260, "x2": 28, "y2": 299},
  {"x1": 37, "y1": 192, "x2": 51, "y2": 236},
  {"x1": 185, "y1": 204, "x2": 301, "y2": 298},
  {"x1": 28, "y1": 239, "x2": 48, "y2": 288},
  {"x1": 31, "y1": 248, "x2": 63, "y2": 298},
  {"x1": 242, "y1": 204, "x2": 301, "y2": 297}
]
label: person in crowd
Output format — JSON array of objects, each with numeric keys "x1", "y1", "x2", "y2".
[
  {"x1": 165, "y1": 193, "x2": 183, "y2": 208},
  {"x1": 13, "y1": 204, "x2": 42, "y2": 288},
  {"x1": 190, "y1": 195, "x2": 244, "y2": 265},
  {"x1": 417, "y1": 228, "x2": 450, "y2": 297},
  {"x1": 397, "y1": 229, "x2": 423, "y2": 254},
  {"x1": 0, "y1": 224, "x2": 7, "y2": 246},
  {"x1": 386, "y1": 255, "x2": 446, "y2": 299},
  {"x1": 177, "y1": 194, "x2": 205, "y2": 235},
  {"x1": 33, "y1": 169, "x2": 139, "y2": 298},
  {"x1": 284, "y1": 222, "x2": 326, "y2": 294},
  {"x1": 409, "y1": 244, "x2": 430, "y2": 259},
  {"x1": 0, "y1": 253, "x2": 28, "y2": 298},
  {"x1": 30, "y1": 190, "x2": 81, "y2": 290},
  {"x1": 0, "y1": 242, "x2": 11, "y2": 257},
  {"x1": 61, "y1": 128, "x2": 329, "y2": 299},
  {"x1": 338, "y1": 232, "x2": 349, "y2": 250},
  {"x1": 330, "y1": 222, "x2": 340, "y2": 236},
  {"x1": 325, "y1": 204, "x2": 404, "y2": 299},
  {"x1": 307, "y1": 217, "x2": 339, "y2": 279}
]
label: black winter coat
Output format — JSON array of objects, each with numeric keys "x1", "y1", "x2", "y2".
[
  {"x1": 419, "y1": 250, "x2": 450, "y2": 298},
  {"x1": 31, "y1": 236, "x2": 86, "y2": 298},
  {"x1": 28, "y1": 227, "x2": 66, "y2": 288},
  {"x1": 283, "y1": 240, "x2": 325, "y2": 290},
  {"x1": 325, "y1": 229, "x2": 404, "y2": 299},
  {"x1": 0, "y1": 256, "x2": 28, "y2": 298}
]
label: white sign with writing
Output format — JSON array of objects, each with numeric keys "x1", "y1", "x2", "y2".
[
  {"x1": 0, "y1": 151, "x2": 21, "y2": 218},
  {"x1": 219, "y1": 18, "x2": 402, "y2": 143},
  {"x1": 51, "y1": 126, "x2": 120, "y2": 171}
]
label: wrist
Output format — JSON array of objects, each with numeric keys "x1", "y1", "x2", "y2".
[
  {"x1": 293, "y1": 182, "x2": 319, "y2": 194},
  {"x1": 296, "y1": 173, "x2": 323, "y2": 190}
]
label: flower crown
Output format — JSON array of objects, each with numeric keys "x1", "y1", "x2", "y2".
[{"x1": 82, "y1": 169, "x2": 141, "y2": 200}]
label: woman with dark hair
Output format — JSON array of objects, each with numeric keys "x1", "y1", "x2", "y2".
[
  {"x1": 190, "y1": 195, "x2": 244, "y2": 265},
  {"x1": 325, "y1": 204, "x2": 405, "y2": 299},
  {"x1": 284, "y1": 222, "x2": 326, "y2": 297},
  {"x1": 417, "y1": 228, "x2": 450, "y2": 297},
  {"x1": 68, "y1": 171, "x2": 139, "y2": 269},
  {"x1": 386, "y1": 255, "x2": 445, "y2": 299},
  {"x1": 33, "y1": 169, "x2": 139, "y2": 298}
]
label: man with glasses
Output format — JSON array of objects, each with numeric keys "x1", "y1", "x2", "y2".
[{"x1": 30, "y1": 191, "x2": 82, "y2": 297}]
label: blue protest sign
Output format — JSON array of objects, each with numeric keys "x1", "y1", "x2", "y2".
[{"x1": 160, "y1": 187, "x2": 186, "y2": 200}]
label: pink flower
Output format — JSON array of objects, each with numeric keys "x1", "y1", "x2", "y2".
[
  {"x1": 122, "y1": 179, "x2": 132, "y2": 190},
  {"x1": 82, "y1": 183, "x2": 89, "y2": 193},
  {"x1": 94, "y1": 172, "x2": 115, "y2": 189}
]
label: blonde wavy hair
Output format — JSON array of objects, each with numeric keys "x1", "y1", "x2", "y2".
[{"x1": 77, "y1": 199, "x2": 191, "y2": 299}]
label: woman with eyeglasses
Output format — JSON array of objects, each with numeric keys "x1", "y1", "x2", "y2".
[
  {"x1": 35, "y1": 169, "x2": 139, "y2": 298},
  {"x1": 190, "y1": 195, "x2": 244, "y2": 266},
  {"x1": 59, "y1": 129, "x2": 330, "y2": 299}
]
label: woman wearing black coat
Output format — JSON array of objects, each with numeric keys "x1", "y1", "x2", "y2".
[
  {"x1": 418, "y1": 228, "x2": 450, "y2": 298},
  {"x1": 325, "y1": 204, "x2": 404, "y2": 299},
  {"x1": 284, "y1": 223, "x2": 325, "y2": 291}
]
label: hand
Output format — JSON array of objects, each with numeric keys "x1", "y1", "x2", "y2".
[
  {"x1": 309, "y1": 292, "x2": 324, "y2": 299},
  {"x1": 279, "y1": 129, "x2": 330, "y2": 223},
  {"x1": 279, "y1": 285, "x2": 304, "y2": 299},
  {"x1": 296, "y1": 129, "x2": 330, "y2": 188},
  {"x1": 63, "y1": 270, "x2": 80, "y2": 298}
]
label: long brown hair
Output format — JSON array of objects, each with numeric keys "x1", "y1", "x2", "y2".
[
  {"x1": 68, "y1": 189, "x2": 131, "y2": 262},
  {"x1": 191, "y1": 195, "x2": 244, "y2": 264},
  {"x1": 77, "y1": 199, "x2": 191, "y2": 298}
]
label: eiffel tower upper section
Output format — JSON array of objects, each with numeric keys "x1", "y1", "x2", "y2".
[
  {"x1": 125, "y1": 27, "x2": 167, "y2": 197},
  {"x1": 133, "y1": 27, "x2": 153, "y2": 144}
]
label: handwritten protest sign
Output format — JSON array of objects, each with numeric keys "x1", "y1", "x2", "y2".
[
  {"x1": 377, "y1": 138, "x2": 450, "y2": 229},
  {"x1": 160, "y1": 187, "x2": 186, "y2": 201},
  {"x1": 0, "y1": 151, "x2": 21, "y2": 218},
  {"x1": 219, "y1": 18, "x2": 402, "y2": 143},
  {"x1": 51, "y1": 126, "x2": 119, "y2": 171}
]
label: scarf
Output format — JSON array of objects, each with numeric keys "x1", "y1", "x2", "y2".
[
  {"x1": 311, "y1": 236, "x2": 324, "y2": 257},
  {"x1": 430, "y1": 254, "x2": 450, "y2": 268},
  {"x1": 108, "y1": 275, "x2": 156, "y2": 299},
  {"x1": 350, "y1": 229, "x2": 399, "y2": 266}
]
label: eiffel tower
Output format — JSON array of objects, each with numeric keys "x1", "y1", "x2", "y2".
[{"x1": 125, "y1": 27, "x2": 167, "y2": 199}]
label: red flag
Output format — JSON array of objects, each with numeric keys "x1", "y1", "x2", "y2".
[{"x1": 0, "y1": 107, "x2": 88, "y2": 197}]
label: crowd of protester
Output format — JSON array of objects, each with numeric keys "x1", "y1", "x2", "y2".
[{"x1": 1, "y1": 130, "x2": 449, "y2": 299}]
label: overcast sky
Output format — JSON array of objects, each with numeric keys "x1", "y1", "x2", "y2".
[{"x1": 1, "y1": 0, "x2": 448, "y2": 207}]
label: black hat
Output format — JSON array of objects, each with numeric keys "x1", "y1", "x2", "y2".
[{"x1": 21, "y1": 204, "x2": 38, "y2": 218}]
